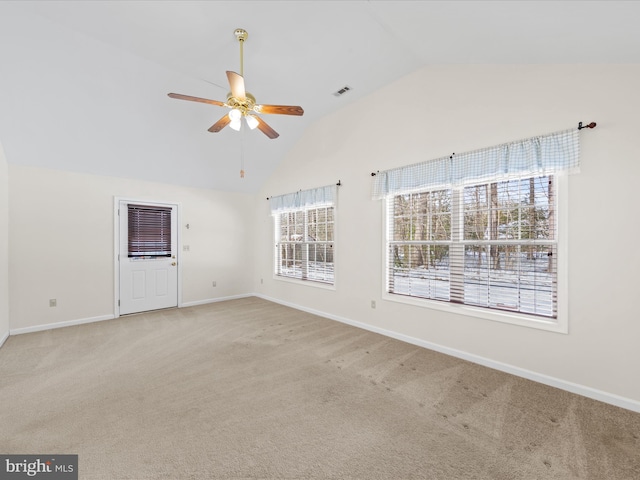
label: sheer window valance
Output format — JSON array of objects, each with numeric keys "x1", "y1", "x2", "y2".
[
  {"x1": 270, "y1": 184, "x2": 337, "y2": 212},
  {"x1": 372, "y1": 128, "x2": 580, "y2": 199}
]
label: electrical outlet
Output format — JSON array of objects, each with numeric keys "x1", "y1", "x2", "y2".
[
  {"x1": 49, "y1": 299, "x2": 57, "y2": 307},
  {"x1": 212, "y1": 281, "x2": 217, "y2": 287},
  {"x1": 371, "y1": 300, "x2": 376, "y2": 309}
]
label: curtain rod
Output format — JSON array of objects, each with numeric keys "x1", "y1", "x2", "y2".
[
  {"x1": 371, "y1": 121, "x2": 596, "y2": 176},
  {"x1": 266, "y1": 180, "x2": 341, "y2": 200}
]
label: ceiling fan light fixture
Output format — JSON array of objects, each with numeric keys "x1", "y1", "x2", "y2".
[
  {"x1": 245, "y1": 114, "x2": 259, "y2": 130},
  {"x1": 228, "y1": 108, "x2": 242, "y2": 121},
  {"x1": 229, "y1": 118, "x2": 242, "y2": 131}
]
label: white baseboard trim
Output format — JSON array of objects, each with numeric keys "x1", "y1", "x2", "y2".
[
  {"x1": 10, "y1": 314, "x2": 115, "y2": 336},
  {"x1": 0, "y1": 329, "x2": 8, "y2": 349},
  {"x1": 255, "y1": 294, "x2": 640, "y2": 414},
  {"x1": 181, "y1": 293, "x2": 253, "y2": 308},
  {"x1": 7, "y1": 294, "x2": 253, "y2": 336}
]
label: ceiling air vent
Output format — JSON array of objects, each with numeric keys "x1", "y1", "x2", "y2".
[{"x1": 333, "y1": 85, "x2": 353, "y2": 97}]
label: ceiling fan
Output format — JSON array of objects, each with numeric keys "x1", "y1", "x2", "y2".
[{"x1": 168, "y1": 28, "x2": 304, "y2": 139}]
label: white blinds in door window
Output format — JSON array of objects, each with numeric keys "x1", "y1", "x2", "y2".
[{"x1": 127, "y1": 204, "x2": 172, "y2": 257}]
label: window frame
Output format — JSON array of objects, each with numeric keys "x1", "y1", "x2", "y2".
[
  {"x1": 273, "y1": 203, "x2": 336, "y2": 289},
  {"x1": 381, "y1": 174, "x2": 568, "y2": 333}
]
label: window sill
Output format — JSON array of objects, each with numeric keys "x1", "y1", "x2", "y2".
[
  {"x1": 274, "y1": 275, "x2": 336, "y2": 291},
  {"x1": 382, "y1": 292, "x2": 568, "y2": 334}
]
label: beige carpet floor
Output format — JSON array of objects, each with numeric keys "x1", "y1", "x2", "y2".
[{"x1": 1, "y1": 297, "x2": 639, "y2": 479}]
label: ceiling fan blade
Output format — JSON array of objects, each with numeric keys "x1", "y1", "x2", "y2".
[
  {"x1": 254, "y1": 104, "x2": 304, "y2": 116},
  {"x1": 168, "y1": 93, "x2": 225, "y2": 107},
  {"x1": 208, "y1": 114, "x2": 231, "y2": 133},
  {"x1": 226, "y1": 71, "x2": 246, "y2": 100},
  {"x1": 255, "y1": 116, "x2": 279, "y2": 139}
]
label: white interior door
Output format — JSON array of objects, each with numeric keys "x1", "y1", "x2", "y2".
[{"x1": 119, "y1": 201, "x2": 178, "y2": 315}]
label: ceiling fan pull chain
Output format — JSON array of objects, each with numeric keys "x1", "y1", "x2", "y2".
[{"x1": 240, "y1": 121, "x2": 245, "y2": 178}]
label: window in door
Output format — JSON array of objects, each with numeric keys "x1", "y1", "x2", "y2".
[{"x1": 127, "y1": 204, "x2": 172, "y2": 257}]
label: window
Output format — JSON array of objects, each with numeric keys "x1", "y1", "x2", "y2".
[
  {"x1": 373, "y1": 127, "x2": 580, "y2": 330},
  {"x1": 270, "y1": 185, "x2": 337, "y2": 286},
  {"x1": 127, "y1": 204, "x2": 172, "y2": 257},
  {"x1": 387, "y1": 174, "x2": 556, "y2": 318},
  {"x1": 276, "y1": 206, "x2": 334, "y2": 284}
]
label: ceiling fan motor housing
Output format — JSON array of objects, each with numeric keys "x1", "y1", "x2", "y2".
[{"x1": 226, "y1": 92, "x2": 256, "y2": 116}]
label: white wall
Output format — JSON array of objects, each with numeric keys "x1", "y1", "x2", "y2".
[
  {"x1": 0, "y1": 143, "x2": 9, "y2": 346},
  {"x1": 255, "y1": 64, "x2": 640, "y2": 406},
  {"x1": 9, "y1": 165, "x2": 254, "y2": 331}
]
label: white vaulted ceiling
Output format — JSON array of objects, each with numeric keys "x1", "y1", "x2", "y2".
[{"x1": 1, "y1": 1, "x2": 639, "y2": 193}]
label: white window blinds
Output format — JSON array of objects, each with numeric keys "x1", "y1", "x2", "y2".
[
  {"x1": 372, "y1": 128, "x2": 579, "y2": 199},
  {"x1": 270, "y1": 185, "x2": 337, "y2": 285},
  {"x1": 386, "y1": 175, "x2": 558, "y2": 318}
]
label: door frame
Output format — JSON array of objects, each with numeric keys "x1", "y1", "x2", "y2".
[{"x1": 113, "y1": 196, "x2": 183, "y2": 318}]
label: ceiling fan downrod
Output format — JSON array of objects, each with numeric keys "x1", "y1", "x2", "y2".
[{"x1": 234, "y1": 28, "x2": 248, "y2": 77}]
